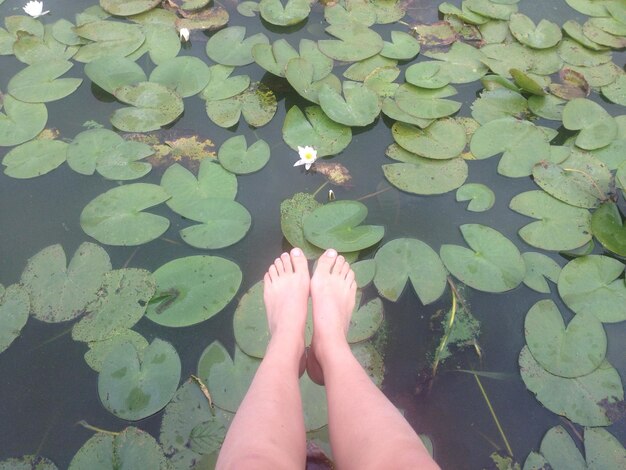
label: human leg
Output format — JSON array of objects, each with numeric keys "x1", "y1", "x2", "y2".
[
  {"x1": 308, "y1": 249, "x2": 440, "y2": 470},
  {"x1": 216, "y1": 248, "x2": 309, "y2": 470}
]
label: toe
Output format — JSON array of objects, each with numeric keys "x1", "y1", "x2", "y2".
[
  {"x1": 281, "y1": 252, "x2": 293, "y2": 273},
  {"x1": 274, "y1": 257, "x2": 284, "y2": 274},
  {"x1": 268, "y1": 265, "x2": 278, "y2": 282},
  {"x1": 314, "y1": 249, "x2": 338, "y2": 275},
  {"x1": 290, "y1": 247, "x2": 309, "y2": 275},
  {"x1": 340, "y1": 260, "x2": 351, "y2": 279},
  {"x1": 346, "y1": 269, "x2": 355, "y2": 284},
  {"x1": 332, "y1": 255, "x2": 346, "y2": 276}
]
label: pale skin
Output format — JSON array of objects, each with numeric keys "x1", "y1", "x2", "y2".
[{"x1": 216, "y1": 248, "x2": 440, "y2": 470}]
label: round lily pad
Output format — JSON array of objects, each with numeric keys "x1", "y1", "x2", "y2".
[
  {"x1": 557, "y1": 255, "x2": 626, "y2": 323},
  {"x1": 7, "y1": 59, "x2": 82, "y2": 103},
  {"x1": 84, "y1": 56, "x2": 147, "y2": 95},
  {"x1": 471, "y1": 88, "x2": 528, "y2": 125},
  {"x1": 98, "y1": 338, "x2": 181, "y2": 421},
  {"x1": 380, "y1": 31, "x2": 420, "y2": 60},
  {"x1": 205, "y1": 82, "x2": 277, "y2": 128},
  {"x1": 352, "y1": 259, "x2": 376, "y2": 288},
  {"x1": 521, "y1": 252, "x2": 561, "y2": 294},
  {"x1": 440, "y1": 224, "x2": 525, "y2": 293},
  {"x1": 2, "y1": 139, "x2": 68, "y2": 179},
  {"x1": 259, "y1": 0, "x2": 311, "y2": 26},
  {"x1": 218, "y1": 135, "x2": 270, "y2": 174},
  {"x1": 525, "y1": 299, "x2": 607, "y2": 378},
  {"x1": 21, "y1": 243, "x2": 111, "y2": 323},
  {"x1": 422, "y1": 42, "x2": 488, "y2": 84},
  {"x1": 528, "y1": 94, "x2": 566, "y2": 121},
  {"x1": 562, "y1": 98, "x2": 617, "y2": 151},
  {"x1": 373, "y1": 238, "x2": 447, "y2": 304},
  {"x1": 0, "y1": 455, "x2": 57, "y2": 470},
  {"x1": 0, "y1": 95, "x2": 47, "y2": 147},
  {"x1": 149, "y1": 56, "x2": 211, "y2": 98},
  {"x1": 201, "y1": 65, "x2": 250, "y2": 102},
  {"x1": 318, "y1": 81, "x2": 381, "y2": 127},
  {"x1": 73, "y1": 20, "x2": 145, "y2": 63},
  {"x1": 318, "y1": 23, "x2": 383, "y2": 62},
  {"x1": 100, "y1": 0, "x2": 161, "y2": 16},
  {"x1": 456, "y1": 183, "x2": 495, "y2": 212},
  {"x1": 80, "y1": 183, "x2": 170, "y2": 246},
  {"x1": 146, "y1": 256, "x2": 242, "y2": 327},
  {"x1": 394, "y1": 83, "x2": 461, "y2": 119},
  {"x1": 285, "y1": 57, "x2": 341, "y2": 105},
  {"x1": 252, "y1": 39, "x2": 299, "y2": 77},
  {"x1": 392, "y1": 119, "x2": 466, "y2": 160},
  {"x1": 584, "y1": 427, "x2": 626, "y2": 469},
  {"x1": 85, "y1": 329, "x2": 148, "y2": 372},
  {"x1": 302, "y1": 200, "x2": 384, "y2": 252},
  {"x1": 405, "y1": 61, "x2": 450, "y2": 89},
  {"x1": 0, "y1": 284, "x2": 29, "y2": 353},
  {"x1": 602, "y1": 74, "x2": 626, "y2": 106},
  {"x1": 382, "y1": 158, "x2": 468, "y2": 195},
  {"x1": 280, "y1": 192, "x2": 324, "y2": 259},
  {"x1": 206, "y1": 26, "x2": 269, "y2": 66},
  {"x1": 509, "y1": 13, "x2": 562, "y2": 49},
  {"x1": 591, "y1": 202, "x2": 626, "y2": 257}
]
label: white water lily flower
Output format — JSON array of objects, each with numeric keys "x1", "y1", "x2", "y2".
[
  {"x1": 294, "y1": 145, "x2": 317, "y2": 170},
  {"x1": 23, "y1": 1, "x2": 49, "y2": 18},
  {"x1": 179, "y1": 27, "x2": 190, "y2": 42}
]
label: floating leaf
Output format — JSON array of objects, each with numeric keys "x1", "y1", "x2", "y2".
[
  {"x1": 562, "y1": 98, "x2": 617, "y2": 151},
  {"x1": 411, "y1": 21, "x2": 456, "y2": 46},
  {"x1": 528, "y1": 93, "x2": 566, "y2": 121},
  {"x1": 519, "y1": 346, "x2": 623, "y2": 426},
  {"x1": 381, "y1": 98, "x2": 433, "y2": 128},
  {"x1": 252, "y1": 39, "x2": 298, "y2": 77},
  {"x1": 259, "y1": 0, "x2": 311, "y2": 26},
  {"x1": 201, "y1": 65, "x2": 250, "y2": 102},
  {"x1": 591, "y1": 202, "x2": 626, "y2": 257},
  {"x1": 84, "y1": 56, "x2": 147, "y2": 95},
  {"x1": 582, "y1": 20, "x2": 626, "y2": 48},
  {"x1": 21, "y1": 243, "x2": 111, "y2": 323},
  {"x1": 440, "y1": 224, "x2": 525, "y2": 293},
  {"x1": 0, "y1": 95, "x2": 47, "y2": 147},
  {"x1": 324, "y1": 2, "x2": 376, "y2": 27},
  {"x1": 510, "y1": 190, "x2": 592, "y2": 251},
  {"x1": 100, "y1": 0, "x2": 161, "y2": 16},
  {"x1": 149, "y1": 56, "x2": 211, "y2": 98},
  {"x1": 175, "y1": 5, "x2": 229, "y2": 32},
  {"x1": 392, "y1": 119, "x2": 465, "y2": 160},
  {"x1": 456, "y1": 183, "x2": 495, "y2": 212},
  {"x1": 584, "y1": 427, "x2": 626, "y2": 469},
  {"x1": 73, "y1": 20, "x2": 145, "y2": 63},
  {"x1": 422, "y1": 42, "x2": 488, "y2": 84},
  {"x1": 303, "y1": 200, "x2": 384, "y2": 252},
  {"x1": 146, "y1": 256, "x2": 242, "y2": 327},
  {"x1": 2, "y1": 139, "x2": 67, "y2": 179},
  {"x1": 383, "y1": 157, "x2": 468, "y2": 195},
  {"x1": 318, "y1": 81, "x2": 381, "y2": 127},
  {"x1": 343, "y1": 54, "x2": 397, "y2": 82},
  {"x1": 557, "y1": 38, "x2": 612, "y2": 67},
  {"x1": 72, "y1": 268, "x2": 155, "y2": 342},
  {"x1": 471, "y1": 88, "x2": 528, "y2": 124},
  {"x1": 0, "y1": 455, "x2": 57, "y2": 470},
  {"x1": 558, "y1": 255, "x2": 626, "y2": 323},
  {"x1": 405, "y1": 62, "x2": 450, "y2": 89},
  {"x1": 282, "y1": 105, "x2": 352, "y2": 157},
  {"x1": 380, "y1": 30, "x2": 420, "y2": 60},
  {"x1": 602, "y1": 73, "x2": 626, "y2": 106},
  {"x1": 318, "y1": 23, "x2": 383, "y2": 62},
  {"x1": 525, "y1": 299, "x2": 606, "y2": 378},
  {"x1": 80, "y1": 183, "x2": 170, "y2": 246},
  {"x1": 0, "y1": 284, "x2": 29, "y2": 353},
  {"x1": 218, "y1": 135, "x2": 270, "y2": 174},
  {"x1": 508, "y1": 13, "x2": 561, "y2": 49},
  {"x1": 548, "y1": 68, "x2": 590, "y2": 100},
  {"x1": 394, "y1": 83, "x2": 461, "y2": 119},
  {"x1": 238, "y1": 1, "x2": 260, "y2": 17},
  {"x1": 352, "y1": 259, "x2": 376, "y2": 288},
  {"x1": 85, "y1": 329, "x2": 148, "y2": 372},
  {"x1": 280, "y1": 192, "x2": 324, "y2": 259},
  {"x1": 285, "y1": 57, "x2": 341, "y2": 104},
  {"x1": 373, "y1": 238, "x2": 446, "y2": 304},
  {"x1": 7, "y1": 59, "x2": 81, "y2": 103},
  {"x1": 206, "y1": 26, "x2": 268, "y2": 66},
  {"x1": 521, "y1": 252, "x2": 560, "y2": 294},
  {"x1": 128, "y1": 22, "x2": 180, "y2": 65},
  {"x1": 464, "y1": 0, "x2": 518, "y2": 20},
  {"x1": 205, "y1": 82, "x2": 277, "y2": 128}
]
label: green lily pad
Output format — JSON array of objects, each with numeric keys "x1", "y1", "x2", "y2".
[
  {"x1": 205, "y1": 82, "x2": 277, "y2": 128},
  {"x1": 21, "y1": 243, "x2": 111, "y2": 323},
  {"x1": 324, "y1": 2, "x2": 376, "y2": 27},
  {"x1": 566, "y1": 62, "x2": 621, "y2": 89},
  {"x1": 146, "y1": 256, "x2": 242, "y2": 327},
  {"x1": 84, "y1": 56, "x2": 147, "y2": 95},
  {"x1": 252, "y1": 39, "x2": 298, "y2": 77},
  {"x1": 73, "y1": 20, "x2": 145, "y2": 63},
  {"x1": 174, "y1": 6, "x2": 230, "y2": 33},
  {"x1": 259, "y1": 0, "x2": 311, "y2": 26},
  {"x1": 582, "y1": 20, "x2": 626, "y2": 48},
  {"x1": 525, "y1": 299, "x2": 606, "y2": 378},
  {"x1": 456, "y1": 183, "x2": 495, "y2": 212},
  {"x1": 392, "y1": 119, "x2": 465, "y2": 160},
  {"x1": 100, "y1": 0, "x2": 160, "y2": 16},
  {"x1": 218, "y1": 135, "x2": 270, "y2": 174},
  {"x1": 380, "y1": 31, "x2": 420, "y2": 60},
  {"x1": 0, "y1": 284, "x2": 29, "y2": 353},
  {"x1": 238, "y1": 1, "x2": 260, "y2": 17},
  {"x1": 85, "y1": 329, "x2": 148, "y2": 372},
  {"x1": 557, "y1": 38, "x2": 612, "y2": 67},
  {"x1": 201, "y1": 65, "x2": 250, "y2": 101},
  {"x1": 303, "y1": 200, "x2": 384, "y2": 252},
  {"x1": 557, "y1": 255, "x2": 626, "y2": 323},
  {"x1": 394, "y1": 83, "x2": 461, "y2": 119},
  {"x1": 282, "y1": 105, "x2": 352, "y2": 157},
  {"x1": 72, "y1": 268, "x2": 155, "y2": 342},
  {"x1": 591, "y1": 202, "x2": 626, "y2": 256},
  {"x1": 280, "y1": 192, "x2": 324, "y2": 259},
  {"x1": 80, "y1": 183, "x2": 170, "y2": 246},
  {"x1": 206, "y1": 26, "x2": 268, "y2": 66},
  {"x1": 7, "y1": 59, "x2": 81, "y2": 103},
  {"x1": 510, "y1": 190, "x2": 592, "y2": 251},
  {"x1": 532, "y1": 151, "x2": 612, "y2": 209},
  {"x1": 383, "y1": 158, "x2": 468, "y2": 195},
  {"x1": 318, "y1": 23, "x2": 383, "y2": 62},
  {"x1": 352, "y1": 259, "x2": 376, "y2": 288},
  {"x1": 111, "y1": 81, "x2": 184, "y2": 132},
  {"x1": 381, "y1": 98, "x2": 433, "y2": 128},
  {"x1": 343, "y1": 54, "x2": 397, "y2": 81},
  {"x1": 563, "y1": 19, "x2": 611, "y2": 51},
  {"x1": 318, "y1": 81, "x2": 381, "y2": 127},
  {"x1": 439, "y1": 2, "x2": 489, "y2": 24},
  {"x1": 2, "y1": 139, "x2": 68, "y2": 179},
  {"x1": 562, "y1": 98, "x2": 617, "y2": 151},
  {"x1": 411, "y1": 21, "x2": 457, "y2": 47},
  {"x1": 129, "y1": 22, "x2": 180, "y2": 65},
  {"x1": 363, "y1": 66, "x2": 399, "y2": 98},
  {"x1": 297, "y1": 39, "x2": 334, "y2": 81},
  {"x1": 519, "y1": 346, "x2": 623, "y2": 426},
  {"x1": 510, "y1": 69, "x2": 548, "y2": 96},
  {"x1": 602, "y1": 73, "x2": 626, "y2": 106},
  {"x1": 471, "y1": 88, "x2": 528, "y2": 124},
  {"x1": 149, "y1": 56, "x2": 211, "y2": 98},
  {"x1": 565, "y1": 0, "x2": 612, "y2": 17},
  {"x1": 285, "y1": 57, "x2": 341, "y2": 104},
  {"x1": 98, "y1": 338, "x2": 180, "y2": 421},
  {"x1": 179, "y1": 201, "x2": 250, "y2": 249},
  {"x1": 370, "y1": 0, "x2": 406, "y2": 24},
  {"x1": 197, "y1": 341, "x2": 261, "y2": 412},
  {"x1": 440, "y1": 224, "x2": 525, "y2": 293},
  {"x1": 464, "y1": 0, "x2": 518, "y2": 20},
  {"x1": 509, "y1": 13, "x2": 561, "y2": 49},
  {"x1": 481, "y1": 42, "x2": 563, "y2": 78},
  {"x1": 584, "y1": 427, "x2": 626, "y2": 469},
  {"x1": 422, "y1": 42, "x2": 488, "y2": 84},
  {"x1": 12, "y1": 26, "x2": 78, "y2": 65},
  {"x1": 0, "y1": 95, "x2": 47, "y2": 147},
  {"x1": 470, "y1": 117, "x2": 552, "y2": 177},
  {"x1": 373, "y1": 238, "x2": 446, "y2": 304},
  {"x1": 405, "y1": 61, "x2": 450, "y2": 89},
  {"x1": 0, "y1": 455, "x2": 57, "y2": 470},
  {"x1": 521, "y1": 252, "x2": 561, "y2": 294}
]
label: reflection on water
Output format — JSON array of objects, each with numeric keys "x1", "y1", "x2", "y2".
[{"x1": 0, "y1": 0, "x2": 625, "y2": 468}]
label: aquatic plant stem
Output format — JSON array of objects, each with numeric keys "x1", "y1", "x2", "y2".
[
  {"x1": 76, "y1": 420, "x2": 119, "y2": 436},
  {"x1": 473, "y1": 374, "x2": 513, "y2": 457},
  {"x1": 356, "y1": 186, "x2": 391, "y2": 201},
  {"x1": 562, "y1": 167, "x2": 607, "y2": 200},
  {"x1": 431, "y1": 282, "x2": 457, "y2": 379},
  {"x1": 312, "y1": 181, "x2": 329, "y2": 198},
  {"x1": 29, "y1": 326, "x2": 72, "y2": 351}
]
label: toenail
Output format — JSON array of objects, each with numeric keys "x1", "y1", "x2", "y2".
[
  {"x1": 292, "y1": 248, "x2": 302, "y2": 256},
  {"x1": 326, "y1": 249, "x2": 337, "y2": 258}
]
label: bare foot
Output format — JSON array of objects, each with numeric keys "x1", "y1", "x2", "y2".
[
  {"x1": 263, "y1": 248, "x2": 310, "y2": 376},
  {"x1": 307, "y1": 249, "x2": 357, "y2": 385}
]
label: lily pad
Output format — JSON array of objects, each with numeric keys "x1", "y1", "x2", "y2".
[
  {"x1": 238, "y1": 1, "x2": 260, "y2": 17},
  {"x1": 0, "y1": 455, "x2": 57, "y2": 470},
  {"x1": 149, "y1": 56, "x2": 211, "y2": 98},
  {"x1": 509, "y1": 13, "x2": 561, "y2": 49},
  {"x1": 259, "y1": 0, "x2": 311, "y2": 26},
  {"x1": 85, "y1": 329, "x2": 148, "y2": 372},
  {"x1": 373, "y1": 238, "x2": 446, "y2": 304},
  {"x1": 464, "y1": 0, "x2": 518, "y2": 20},
  {"x1": 584, "y1": 427, "x2": 626, "y2": 469},
  {"x1": 602, "y1": 73, "x2": 626, "y2": 106},
  {"x1": 525, "y1": 299, "x2": 606, "y2": 378},
  {"x1": 519, "y1": 346, "x2": 623, "y2": 426},
  {"x1": 111, "y1": 82, "x2": 184, "y2": 132},
  {"x1": 591, "y1": 202, "x2": 626, "y2": 257},
  {"x1": 285, "y1": 57, "x2": 341, "y2": 104},
  {"x1": 2, "y1": 139, "x2": 68, "y2": 179},
  {"x1": 383, "y1": 155, "x2": 468, "y2": 195},
  {"x1": 205, "y1": 82, "x2": 277, "y2": 128},
  {"x1": 456, "y1": 183, "x2": 495, "y2": 212},
  {"x1": 0, "y1": 284, "x2": 29, "y2": 354},
  {"x1": 280, "y1": 192, "x2": 324, "y2": 259},
  {"x1": 557, "y1": 255, "x2": 626, "y2": 323},
  {"x1": 80, "y1": 183, "x2": 170, "y2": 246},
  {"x1": 394, "y1": 83, "x2": 462, "y2": 120},
  {"x1": 252, "y1": 39, "x2": 298, "y2": 77},
  {"x1": 352, "y1": 259, "x2": 376, "y2": 288},
  {"x1": 302, "y1": 201, "x2": 384, "y2": 252},
  {"x1": 521, "y1": 252, "x2": 561, "y2": 294},
  {"x1": 510, "y1": 190, "x2": 592, "y2": 251},
  {"x1": 405, "y1": 62, "x2": 450, "y2": 89},
  {"x1": 324, "y1": 3, "x2": 376, "y2": 27},
  {"x1": 528, "y1": 94, "x2": 566, "y2": 121},
  {"x1": 72, "y1": 268, "x2": 155, "y2": 342},
  {"x1": 73, "y1": 20, "x2": 145, "y2": 63},
  {"x1": 557, "y1": 38, "x2": 612, "y2": 67},
  {"x1": 343, "y1": 54, "x2": 397, "y2": 82},
  {"x1": 100, "y1": 0, "x2": 160, "y2": 16},
  {"x1": 201, "y1": 65, "x2": 250, "y2": 102},
  {"x1": 7, "y1": 59, "x2": 81, "y2": 103},
  {"x1": 392, "y1": 119, "x2": 465, "y2": 160},
  {"x1": 471, "y1": 88, "x2": 528, "y2": 124},
  {"x1": 380, "y1": 31, "x2": 420, "y2": 60},
  {"x1": 282, "y1": 105, "x2": 352, "y2": 157},
  {"x1": 206, "y1": 26, "x2": 269, "y2": 66},
  {"x1": 218, "y1": 135, "x2": 270, "y2": 174},
  {"x1": 562, "y1": 98, "x2": 617, "y2": 151},
  {"x1": 422, "y1": 42, "x2": 488, "y2": 84},
  {"x1": 381, "y1": 98, "x2": 433, "y2": 128},
  {"x1": 98, "y1": 338, "x2": 180, "y2": 420},
  {"x1": 318, "y1": 23, "x2": 383, "y2": 62},
  {"x1": 440, "y1": 224, "x2": 525, "y2": 293},
  {"x1": 481, "y1": 42, "x2": 562, "y2": 77},
  {"x1": 129, "y1": 22, "x2": 180, "y2": 65},
  {"x1": 84, "y1": 56, "x2": 147, "y2": 95},
  {"x1": 0, "y1": 95, "x2": 47, "y2": 147},
  {"x1": 21, "y1": 243, "x2": 111, "y2": 323},
  {"x1": 411, "y1": 21, "x2": 457, "y2": 47},
  {"x1": 146, "y1": 256, "x2": 242, "y2": 327},
  {"x1": 181, "y1": 204, "x2": 250, "y2": 249},
  {"x1": 175, "y1": 6, "x2": 230, "y2": 32},
  {"x1": 318, "y1": 81, "x2": 381, "y2": 127}
]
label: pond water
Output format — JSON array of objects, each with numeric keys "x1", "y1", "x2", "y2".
[{"x1": 0, "y1": 0, "x2": 625, "y2": 468}]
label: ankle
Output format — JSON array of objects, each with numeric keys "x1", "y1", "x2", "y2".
[{"x1": 313, "y1": 337, "x2": 351, "y2": 369}]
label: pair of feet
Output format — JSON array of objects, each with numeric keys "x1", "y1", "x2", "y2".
[{"x1": 263, "y1": 247, "x2": 356, "y2": 385}]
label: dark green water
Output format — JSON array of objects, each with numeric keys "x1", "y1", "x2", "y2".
[{"x1": 0, "y1": 0, "x2": 625, "y2": 468}]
